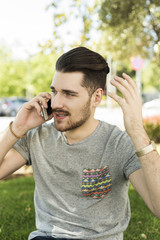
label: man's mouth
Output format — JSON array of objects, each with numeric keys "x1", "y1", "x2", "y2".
[{"x1": 53, "y1": 111, "x2": 69, "y2": 120}]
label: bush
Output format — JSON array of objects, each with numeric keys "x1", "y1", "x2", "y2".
[
  {"x1": 143, "y1": 122, "x2": 160, "y2": 143},
  {"x1": 143, "y1": 115, "x2": 160, "y2": 143}
]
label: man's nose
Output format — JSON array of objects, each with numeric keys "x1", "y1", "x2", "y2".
[{"x1": 51, "y1": 93, "x2": 64, "y2": 109}]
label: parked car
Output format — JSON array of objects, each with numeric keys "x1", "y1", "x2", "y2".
[
  {"x1": 0, "y1": 97, "x2": 28, "y2": 117},
  {"x1": 142, "y1": 98, "x2": 160, "y2": 123}
]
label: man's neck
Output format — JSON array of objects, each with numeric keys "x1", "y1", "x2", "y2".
[{"x1": 64, "y1": 118, "x2": 99, "y2": 144}]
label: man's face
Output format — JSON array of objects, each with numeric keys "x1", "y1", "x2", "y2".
[{"x1": 50, "y1": 71, "x2": 93, "y2": 132}]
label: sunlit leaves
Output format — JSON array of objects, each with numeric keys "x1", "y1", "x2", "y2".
[
  {"x1": 47, "y1": 0, "x2": 97, "y2": 49},
  {"x1": 97, "y1": 0, "x2": 160, "y2": 61},
  {"x1": 0, "y1": 46, "x2": 58, "y2": 97}
]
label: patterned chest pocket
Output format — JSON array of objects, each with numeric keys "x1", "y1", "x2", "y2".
[{"x1": 82, "y1": 165, "x2": 112, "y2": 199}]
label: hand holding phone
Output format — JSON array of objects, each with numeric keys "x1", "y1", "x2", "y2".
[{"x1": 41, "y1": 100, "x2": 52, "y2": 120}]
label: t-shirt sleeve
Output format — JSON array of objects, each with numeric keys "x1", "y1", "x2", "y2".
[
  {"x1": 13, "y1": 134, "x2": 31, "y2": 166},
  {"x1": 116, "y1": 131, "x2": 141, "y2": 180},
  {"x1": 123, "y1": 152, "x2": 141, "y2": 179}
]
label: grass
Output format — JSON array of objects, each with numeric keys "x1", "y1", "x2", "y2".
[
  {"x1": 0, "y1": 176, "x2": 160, "y2": 240},
  {"x1": 0, "y1": 177, "x2": 35, "y2": 240},
  {"x1": 125, "y1": 184, "x2": 160, "y2": 240}
]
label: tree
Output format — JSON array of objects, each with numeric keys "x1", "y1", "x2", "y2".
[
  {"x1": 43, "y1": 0, "x2": 97, "y2": 51},
  {"x1": 97, "y1": 0, "x2": 160, "y2": 63},
  {"x1": 0, "y1": 46, "x2": 58, "y2": 97},
  {"x1": 0, "y1": 46, "x2": 27, "y2": 96},
  {"x1": 45, "y1": 0, "x2": 160, "y2": 63},
  {"x1": 142, "y1": 61, "x2": 160, "y2": 91},
  {"x1": 26, "y1": 52, "x2": 57, "y2": 96},
  {"x1": 40, "y1": 1, "x2": 160, "y2": 92}
]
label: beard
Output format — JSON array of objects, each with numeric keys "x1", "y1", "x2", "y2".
[{"x1": 53, "y1": 98, "x2": 92, "y2": 132}]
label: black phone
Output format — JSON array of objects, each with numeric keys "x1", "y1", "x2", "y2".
[{"x1": 41, "y1": 99, "x2": 52, "y2": 120}]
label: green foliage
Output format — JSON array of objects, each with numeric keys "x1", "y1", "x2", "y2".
[
  {"x1": 0, "y1": 177, "x2": 160, "y2": 239},
  {"x1": 142, "y1": 61, "x2": 160, "y2": 91},
  {"x1": 0, "y1": 46, "x2": 27, "y2": 96},
  {"x1": 1, "y1": 1, "x2": 160, "y2": 97},
  {"x1": 45, "y1": 0, "x2": 160, "y2": 93},
  {"x1": 0, "y1": 46, "x2": 58, "y2": 97},
  {"x1": 0, "y1": 45, "x2": 12, "y2": 60},
  {"x1": 46, "y1": 0, "x2": 97, "y2": 49},
  {"x1": 97, "y1": 0, "x2": 160, "y2": 63},
  {"x1": 25, "y1": 52, "x2": 57, "y2": 96},
  {"x1": 144, "y1": 122, "x2": 160, "y2": 143},
  {"x1": 46, "y1": 0, "x2": 160, "y2": 65}
]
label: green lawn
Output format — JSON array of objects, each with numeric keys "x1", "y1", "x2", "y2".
[
  {"x1": 0, "y1": 176, "x2": 160, "y2": 240},
  {"x1": 0, "y1": 177, "x2": 35, "y2": 240}
]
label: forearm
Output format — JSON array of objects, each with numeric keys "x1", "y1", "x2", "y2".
[
  {"x1": 131, "y1": 128, "x2": 160, "y2": 217},
  {"x1": 139, "y1": 151, "x2": 160, "y2": 217},
  {"x1": 0, "y1": 125, "x2": 19, "y2": 164},
  {"x1": 108, "y1": 73, "x2": 160, "y2": 217},
  {"x1": 0, "y1": 122, "x2": 29, "y2": 180}
]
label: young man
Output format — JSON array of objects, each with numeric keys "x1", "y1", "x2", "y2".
[{"x1": 0, "y1": 47, "x2": 160, "y2": 240}]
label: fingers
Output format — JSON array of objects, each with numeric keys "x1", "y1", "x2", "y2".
[
  {"x1": 36, "y1": 92, "x2": 51, "y2": 108},
  {"x1": 110, "y1": 79, "x2": 130, "y2": 104},
  {"x1": 107, "y1": 91, "x2": 126, "y2": 109},
  {"x1": 25, "y1": 92, "x2": 52, "y2": 117},
  {"x1": 37, "y1": 92, "x2": 51, "y2": 99},
  {"x1": 108, "y1": 73, "x2": 144, "y2": 136},
  {"x1": 26, "y1": 101, "x2": 42, "y2": 117},
  {"x1": 108, "y1": 73, "x2": 139, "y2": 104},
  {"x1": 122, "y1": 73, "x2": 138, "y2": 90},
  {"x1": 34, "y1": 93, "x2": 51, "y2": 108}
]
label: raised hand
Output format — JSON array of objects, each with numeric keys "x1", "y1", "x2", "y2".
[
  {"x1": 107, "y1": 73, "x2": 144, "y2": 138},
  {"x1": 12, "y1": 92, "x2": 53, "y2": 137}
]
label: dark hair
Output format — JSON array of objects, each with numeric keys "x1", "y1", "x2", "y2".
[{"x1": 56, "y1": 47, "x2": 110, "y2": 95}]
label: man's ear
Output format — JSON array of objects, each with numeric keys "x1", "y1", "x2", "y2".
[{"x1": 92, "y1": 88, "x2": 103, "y2": 107}]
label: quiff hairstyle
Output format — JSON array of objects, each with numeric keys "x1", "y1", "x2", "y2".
[{"x1": 56, "y1": 47, "x2": 110, "y2": 95}]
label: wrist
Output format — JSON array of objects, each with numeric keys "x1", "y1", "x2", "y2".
[
  {"x1": 136, "y1": 141, "x2": 157, "y2": 157},
  {"x1": 128, "y1": 127, "x2": 150, "y2": 150},
  {"x1": 9, "y1": 121, "x2": 27, "y2": 138},
  {"x1": 128, "y1": 127, "x2": 158, "y2": 157}
]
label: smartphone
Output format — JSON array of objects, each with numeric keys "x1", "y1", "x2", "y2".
[{"x1": 41, "y1": 99, "x2": 52, "y2": 120}]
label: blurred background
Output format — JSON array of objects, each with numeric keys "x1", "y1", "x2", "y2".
[
  {"x1": 0, "y1": 2, "x2": 160, "y2": 239},
  {"x1": 0, "y1": 0, "x2": 160, "y2": 141}
]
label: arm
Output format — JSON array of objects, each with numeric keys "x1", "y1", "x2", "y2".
[
  {"x1": 0, "y1": 127, "x2": 27, "y2": 180},
  {"x1": 108, "y1": 73, "x2": 160, "y2": 218},
  {"x1": 0, "y1": 92, "x2": 53, "y2": 180}
]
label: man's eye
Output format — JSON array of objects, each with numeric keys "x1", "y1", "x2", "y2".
[
  {"x1": 66, "y1": 92, "x2": 73, "y2": 96},
  {"x1": 64, "y1": 92, "x2": 74, "y2": 97}
]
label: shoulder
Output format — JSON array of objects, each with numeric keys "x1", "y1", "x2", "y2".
[
  {"x1": 100, "y1": 120, "x2": 126, "y2": 138},
  {"x1": 100, "y1": 121, "x2": 133, "y2": 147},
  {"x1": 26, "y1": 122, "x2": 60, "y2": 141}
]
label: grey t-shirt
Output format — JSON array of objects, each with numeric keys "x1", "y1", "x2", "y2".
[{"x1": 13, "y1": 121, "x2": 141, "y2": 240}]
